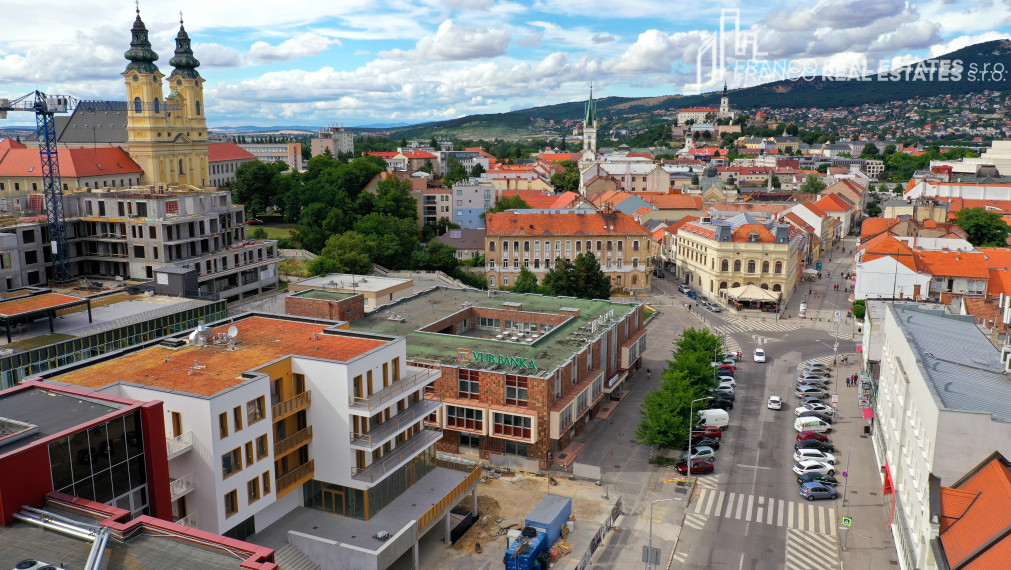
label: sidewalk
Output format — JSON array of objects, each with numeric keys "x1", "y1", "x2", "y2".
[{"x1": 830, "y1": 356, "x2": 900, "y2": 569}]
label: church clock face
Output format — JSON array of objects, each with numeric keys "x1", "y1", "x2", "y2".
[
  {"x1": 132, "y1": 75, "x2": 139, "y2": 82},
  {"x1": 176, "y1": 79, "x2": 182, "y2": 86}
]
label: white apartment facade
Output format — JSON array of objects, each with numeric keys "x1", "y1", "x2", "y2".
[
  {"x1": 238, "y1": 142, "x2": 305, "y2": 171},
  {"x1": 873, "y1": 305, "x2": 1011, "y2": 570}
]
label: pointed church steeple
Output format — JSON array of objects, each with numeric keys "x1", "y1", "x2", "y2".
[
  {"x1": 584, "y1": 84, "x2": 597, "y2": 126},
  {"x1": 124, "y1": 3, "x2": 159, "y2": 74},
  {"x1": 169, "y1": 13, "x2": 201, "y2": 80}
]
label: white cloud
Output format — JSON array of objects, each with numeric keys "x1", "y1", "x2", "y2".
[
  {"x1": 927, "y1": 31, "x2": 1011, "y2": 57},
  {"x1": 381, "y1": 20, "x2": 510, "y2": 61},
  {"x1": 248, "y1": 33, "x2": 341, "y2": 63}
]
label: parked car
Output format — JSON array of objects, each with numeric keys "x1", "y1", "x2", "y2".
[
  {"x1": 797, "y1": 472, "x2": 840, "y2": 486},
  {"x1": 798, "y1": 373, "x2": 830, "y2": 382},
  {"x1": 710, "y1": 399, "x2": 734, "y2": 411},
  {"x1": 246, "y1": 218, "x2": 264, "y2": 225},
  {"x1": 795, "y1": 440, "x2": 836, "y2": 453},
  {"x1": 717, "y1": 379, "x2": 736, "y2": 389},
  {"x1": 687, "y1": 446, "x2": 716, "y2": 462},
  {"x1": 795, "y1": 386, "x2": 829, "y2": 399},
  {"x1": 798, "y1": 395, "x2": 824, "y2": 406},
  {"x1": 675, "y1": 459, "x2": 714, "y2": 475},
  {"x1": 793, "y1": 449, "x2": 838, "y2": 464},
  {"x1": 803, "y1": 360, "x2": 831, "y2": 370},
  {"x1": 707, "y1": 302, "x2": 722, "y2": 313},
  {"x1": 767, "y1": 396, "x2": 782, "y2": 410},
  {"x1": 793, "y1": 460, "x2": 836, "y2": 477},
  {"x1": 709, "y1": 389, "x2": 735, "y2": 402},
  {"x1": 796, "y1": 379, "x2": 830, "y2": 389},
  {"x1": 797, "y1": 411, "x2": 834, "y2": 423},
  {"x1": 753, "y1": 348, "x2": 766, "y2": 363},
  {"x1": 692, "y1": 427, "x2": 723, "y2": 439},
  {"x1": 798, "y1": 482, "x2": 838, "y2": 501},
  {"x1": 653, "y1": 268, "x2": 665, "y2": 278},
  {"x1": 678, "y1": 284, "x2": 691, "y2": 294},
  {"x1": 796, "y1": 431, "x2": 830, "y2": 443},
  {"x1": 795, "y1": 402, "x2": 832, "y2": 416},
  {"x1": 683, "y1": 437, "x2": 720, "y2": 451},
  {"x1": 686, "y1": 290, "x2": 699, "y2": 300}
]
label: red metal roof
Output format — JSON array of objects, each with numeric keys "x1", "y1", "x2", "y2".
[{"x1": 0, "y1": 147, "x2": 142, "y2": 178}]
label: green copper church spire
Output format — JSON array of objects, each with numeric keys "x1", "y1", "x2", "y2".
[
  {"x1": 124, "y1": 3, "x2": 159, "y2": 74},
  {"x1": 584, "y1": 84, "x2": 597, "y2": 126},
  {"x1": 169, "y1": 12, "x2": 202, "y2": 79}
]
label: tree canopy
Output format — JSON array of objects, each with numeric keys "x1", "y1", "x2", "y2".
[
  {"x1": 541, "y1": 252, "x2": 612, "y2": 299},
  {"x1": 955, "y1": 207, "x2": 1011, "y2": 247},
  {"x1": 481, "y1": 195, "x2": 531, "y2": 220},
  {"x1": 799, "y1": 174, "x2": 827, "y2": 194},
  {"x1": 511, "y1": 267, "x2": 541, "y2": 294}
]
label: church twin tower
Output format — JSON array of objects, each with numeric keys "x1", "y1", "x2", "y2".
[{"x1": 122, "y1": 8, "x2": 209, "y2": 187}]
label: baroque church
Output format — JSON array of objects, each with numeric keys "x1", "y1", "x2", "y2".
[{"x1": 122, "y1": 8, "x2": 210, "y2": 187}]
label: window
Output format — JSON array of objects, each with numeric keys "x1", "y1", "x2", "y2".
[
  {"x1": 153, "y1": 98, "x2": 160, "y2": 113},
  {"x1": 762, "y1": 261, "x2": 770, "y2": 273},
  {"x1": 733, "y1": 260, "x2": 741, "y2": 272},
  {"x1": 505, "y1": 375, "x2": 528, "y2": 406},
  {"x1": 633, "y1": 241, "x2": 640, "y2": 251},
  {"x1": 233, "y1": 406, "x2": 243, "y2": 431},
  {"x1": 446, "y1": 406, "x2": 483, "y2": 431},
  {"x1": 219, "y1": 413, "x2": 229, "y2": 438},
  {"x1": 458, "y1": 369, "x2": 480, "y2": 400},
  {"x1": 747, "y1": 260, "x2": 756, "y2": 273},
  {"x1": 596, "y1": 240, "x2": 602, "y2": 251},
  {"x1": 222, "y1": 448, "x2": 241, "y2": 478},
  {"x1": 505, "y1": 441, "x2": 528, "y2": 456},
  {"x1": 262, "y1": 472, "x2": 271, "y2": 495},
  {"x1": 775, "y1": 261, "x2": 783, "y2": 274},
  {"x1": 246, "y1": 397, "x2": 265, "y2": 425},
  {"x1": 554, "y1": 371, "x2": 562, "y2": 399},
  {"x1": 493, "y1": 413, "x2": 532, "y2": 439},
  {"x1": 225, "y1": 490, "x2": 238, "y2": 517},
  {"x1": 256, "y1": 435, "x2": 268, "y2": 460},
  {"x1": 195, "y1": 100, "x2": 201, "y2": 115},
  {"x1": 489, "y1": 241, "x2": 495, "y2": 252},
  {"x1": 721, "y1": 260, "x2": 729, "y2": 271},
  {"x1": 247, "y1": 479, "x2": 260, "y2": 503}
]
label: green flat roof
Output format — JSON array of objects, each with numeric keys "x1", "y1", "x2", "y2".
[
  {"x1": 349, "y1": 288, "x2": 639, "y2": 377},
  {"x1": 291, "y1": 289, "x2": 358, "y2": 301}
]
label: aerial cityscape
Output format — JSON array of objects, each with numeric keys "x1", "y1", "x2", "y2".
[{"x1": 0, "y1": 3, "x2": 1010, "y2": 570}]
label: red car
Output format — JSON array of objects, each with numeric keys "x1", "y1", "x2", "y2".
[
  {"x1": 718, "y1": 364, "x2": 735, "y2": 373},
  {"x1": 692, "y1": 426, "x2": 722, "y2": 439},
  {"x1": 246, "y1": 218, "x2": 264, "y2": 225},
  {"x1": 796, "y1": 431, "x2": 830, "y2": 443},
  {"x1": 675, "y1": 460, "x2": 715, "y2": 475}
]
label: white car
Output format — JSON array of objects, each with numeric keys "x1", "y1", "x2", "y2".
[
  {"x1": 793, "y1": 460, "x2": 836, "y2": 477},
  {"x1": 768, "y1": 396, "x2": 782, "y2": 410},
  {"x1": 688, "y1": 446, "x2": 716, "y2": 462},
  {"x1": 794, "y1": 402, "x2": 832, "y2": 416},
  {"x1": 793, "y1": 449, "x2": 838, "y2": 464},
  {"x1": 753, "y1": 348, "x2": 766, "y2": 363}
]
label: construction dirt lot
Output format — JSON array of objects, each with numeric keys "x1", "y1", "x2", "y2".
[{"x1": 436, "y1": 471, "x2": 616, "y2": 569}]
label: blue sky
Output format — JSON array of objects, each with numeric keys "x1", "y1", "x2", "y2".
[{"x1": 0, "y1": 0, "x2": 1008, "y2": 127}]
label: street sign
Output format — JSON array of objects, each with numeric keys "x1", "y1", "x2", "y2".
[
  {"x1": 841, "y1": 516, "x2": 853, "y2": 527},
  {"x1": 833, "y1": 343, "x2": 839, "y2": 349},
  {"x1": 642, "y1": 546, "x2": 661, "y2": 565},
  {"x1": 831, "y1": 394, "x2": 839, "y2": 404},
  {"x1": 842, "y1": 471, "x2": 848, "y2": 478}
]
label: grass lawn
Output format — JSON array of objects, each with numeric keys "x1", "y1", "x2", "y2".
[
  {"x1": 279, "y1": 259, "x2": 311, "y2": 278},
  {"x1": 6, "y1": 333, "x2": 76, "y2": 351},
  {"x1": 258, "y1": 224, "x2": 294, "y2": 240},
  {"x1": 644, "y1": 306, "x2": 655, "y2": 320}
]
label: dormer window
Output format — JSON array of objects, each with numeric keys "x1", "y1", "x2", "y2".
[{"x1": 748, "y1": 233, "x2": 759, "y2": 242}]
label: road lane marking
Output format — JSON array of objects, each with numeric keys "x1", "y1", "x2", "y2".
[
  {"x1": 778, "y1": 499, "x2": 785, "y2": 527},
  {"x1": 808, "y1": 504, "x2": 816, "y2": 532},
  {"x1": 744, "y1": 495, "x2": 754, "y2": 521},
  {"x1": 735, "y1": 493, "x2": 746, "y2": 519},
  {"x1": 734, "y1": 464, "x2": 772, "y2": 469},
  {"x1": 715, "y1": 491, "x2": 725, "y2": 516},
  {"x1": 829, "y1": 507, "x2": 837, "y2": 536},
  {"x1": 724, "y1": 492, "x2": 737, "y2": 518}
]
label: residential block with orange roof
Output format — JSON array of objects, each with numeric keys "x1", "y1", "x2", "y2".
[{"x1": 42, "y1": 312, "x2": 478, "y2": 567}]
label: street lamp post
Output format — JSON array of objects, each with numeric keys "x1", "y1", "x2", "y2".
[
  {"x1": 839, "y1": 527, "x2": 873, "y2": 570},
  {"x1": 688, "y1": 396, "x2": 712, "y2": 484},
  {"x1": 647, "y1": 497, "x2": 683, "y2": 570}
]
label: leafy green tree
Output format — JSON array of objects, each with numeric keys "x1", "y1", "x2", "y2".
[
  {"x1": 481, "y1": 195, "x2": 531, "y2": 220},
  {"x1": 250, "y1": 227, "x2": 268, "y2": 240},
  {"x1": 443, "y1": 158, "x2": 469, "y2": 187},
  {"x1": 309, "y1": 231, "x2": 377, "y2": 275},
  {"x1": 373, "y1": 176, "x2": 418, "y2": 220},
  {"x1": 413, "y1": 241, "x2": 459, "y2": 274},
  {"x1": 883, "y1": 144, "x2": 896, "y2": 156},
  {"x1": 770, "y1": 174, "x2": 781, "y2": 189},
  {"x1": 851, "y1": 300, "x2": 866, "y2": 320},
  {"x1": 955, "y1": 207, "x2": 1011, "y2": 247},
  {"x1": 636, "y1": 370, "x2": 696, "y2": 450},
  {"x1": 816, "y1": 164, "x2": 831, "y2": 174},
  {"x1": 800, "y1": 174, "x2": 827, "y2": 194},
  {"x1": 429, "y1": 137, "x2": 439, "y2": 149},
  {"x1": 232, "y1": 160, "x2": 288, "y2": 216},
  {"x1": 861, "y1": 143, "x2": 879, "y2": 158},
  {"x1": 550, "y1": 167, "x2": 580, "y2": 193},
  {"x1": 511, "y1": 267, "x2": 541, "y2": 294},
  {"x1": 470, "y1": 163, "x2": 486, "y2": 178},
  {"x1": 353, "y1": 213, "x2": 419, "y2": 269},
  {"x1": 542, "y1": 252, "x2": 611, "y2": 299},
  {"x1": 893, "y1": 183, "x2": 904, "y2": 194},
  {"x1": 420, "y1": 161, "x2": 434, "y2": 175}
]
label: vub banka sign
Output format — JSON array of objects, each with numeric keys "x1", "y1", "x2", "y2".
[{"x1": 457, "y1": 349, "x2": 537, "y2": 370}]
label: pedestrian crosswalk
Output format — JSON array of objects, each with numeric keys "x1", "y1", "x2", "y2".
[
  {"x1": 786, "y1": 527, "x2": 842, "y2": 570},
  {"x1": 691, "y1": 488, "x2": 839, "y2": 535},
  {"x1": 715, "y1": 319, "x2": 799, "y2": 337}
]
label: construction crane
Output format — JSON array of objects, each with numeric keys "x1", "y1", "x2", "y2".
[{"x1": 0, "y1": 92, "x2": 142, "y2": 283}]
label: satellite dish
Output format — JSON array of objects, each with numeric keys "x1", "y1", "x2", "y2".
[
  {"x1": 227, "y1": 326, "x2": 239, "y2": 338},
  {"x1": 188, "y1": 329, "x2": 199, "y2": 342}
]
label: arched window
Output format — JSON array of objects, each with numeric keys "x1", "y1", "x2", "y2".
[
  {"x1": 575, "y1": 241, "x2": 581, "y2": 252},
  {"x1": 178, "y1": 159, "x2": 184, "y2": 176},
  {"x1": 513, "y1": 241, "x2": 519, "y2": 252},
  {"x1": 585, "y1": 241, "x2": 591, "y2": 251},
  {"x1": 762, "y1": 261, "x2": 770, "y2": 273},
  {"x1": 489, "y1": 241, "x2": 496, "y2": 252},
  {"x1": 502, "y1": 241, "x2": 508, "y2": 251},
  {"x1": 631, "y1": 275, "x2": 638, "y2": 285},
  {"x1": 747, "y1": 260, "x2": 756, "y2": 273},
  {"x1": 720, "y1": 281, "x2": 728, "y2": 290},
  {"x1": 133, "y1": 97, "x2": 142, "y2": 113},
  {"x1": 153, "y1": 98, "x2": 160, "y2": 113},
  {"x1": 733, "y1": 282, "x2": 740, "y2": 288},
  {"x1": 775, "y1": 261, "x2": 783, "y2": 274},
  {"x1": 596, "y1": 240, "x2": 602, "y2": 251},
  {"x1": 733, "y1": 260, "x2": 741, "y2": 272},
  {"x1": 195, "y1": 100, "x2": 201, "y2": 115},
  {"x1": 489, "y1": 276, "x2": 496, "y2": 287},
  {"x1": 773, "y1": 284, "x2": 782, "y2": 292},
  {"x1": 761, "y1": 283, "x2": 769, "y2": 289},
  {"x1": 523, "y1": 241, "x2": 530, "y2": 252},
  {"x1": 721, "y1": 260, "x2": 729, "y2": 271}
]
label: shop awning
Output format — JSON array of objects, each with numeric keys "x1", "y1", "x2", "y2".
[{"x1": 862, "y1": 407, "x2": 874, "y2": 419}]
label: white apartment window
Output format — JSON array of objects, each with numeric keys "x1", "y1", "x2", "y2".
[{"x1": 488, "y1": 260, "x2": 495, "y2": 268}]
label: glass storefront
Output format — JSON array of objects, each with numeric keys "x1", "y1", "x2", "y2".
[{"x1": 48, "y1": 410, "x2": 149, "y2": 518}]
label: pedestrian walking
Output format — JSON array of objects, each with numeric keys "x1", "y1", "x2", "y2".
[{"x1": 846, "y1": 378, "x2": 851, "y2": 387}]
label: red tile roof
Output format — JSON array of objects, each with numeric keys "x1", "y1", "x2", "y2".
[
  {"x1": 486, "y1": 211, "x2": 649, "y2": 237},
  {"x1": 632, "y1": 193, "x2": 703, "y2": 210},
  {"x1": 680, "y1": 108, "x2": 719, "y2": 112},
  {"x1": 52, "y1": 316, "x2": 389, "y2": 396},
  {"x1": 538, "y1": 152, "x2": 582, "y2": 163},
  {"x1": 365, "y1": 151, "x2": 400, "y2": 159},
  {"x1": 914, "y1": 250, "x2": 989, "y2": 278},
  {"x1": 207, "y1": 142, "x2": 256, "y2": 163},
  {"x1": 0, "y1": 138, "x2": 27, "y2": 151},
  {"x1": 401, "y1": 150, "x2": 437, "y2": 159},
  {"x1": 939, "y1": 453, "x2": 1011, "y2": 569},
  {"x1": 814, "y1": 193, "x2": 854, "y2": 212},
  {"x1": 980, "y1": 247, "x2": 1011, "y2": 270},
  {"x1": 0, "y1": 147, "x2": 142, "y2": 178}
]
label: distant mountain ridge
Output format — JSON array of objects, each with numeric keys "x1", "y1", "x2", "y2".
[{"x1": 390, "y1": 39, "x2": 1011, "y2": 136}]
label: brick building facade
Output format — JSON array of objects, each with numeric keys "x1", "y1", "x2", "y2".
[{"x1": 284, "y1": 289, "x2": 366, "y2": 322}]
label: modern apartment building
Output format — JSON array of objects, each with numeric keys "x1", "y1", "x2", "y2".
[
  {"x1": 673, "y1": 216, "x2": 805, "y2": 305},
  {"x1": 311, "y1": 126, "x2": 354, "y2": 157},
  {"x1": 349, "y1": 288, "x2": 647, "y2": 470},
  {"x1": 484, "y1": 211, "x2": 653, "y2": 291},
  {"x1": 450, "y1": 178, "x2": 499, "y2": 229},
  {"x1": 873, "y1": 305, "x2": 1011, "y2": 570},
  {"x1": 0, "y1": 186, "x2": 279, "y2": 299},
  {"x1": 239, "y1": 142, "x2": 305, "y2": 171},
  {"x1": 44, "y1": 312, "x2": 479, "y2": 568}
]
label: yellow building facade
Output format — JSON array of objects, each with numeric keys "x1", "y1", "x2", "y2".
[{"x1": 122, "y1": 11, "x2": 209, "y2": 187}]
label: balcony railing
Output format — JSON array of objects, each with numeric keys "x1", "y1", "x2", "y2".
[
  {"x1": 169, "y1": 472, "x2": 197, "y2": 501},
  {"x1": 352, "y1": 427, "x2": 442, "y2": 483},
  {"x1": 173, "y1": 512, "x2": 198, "y2": 528},
  {"x1": 350, "y1": 397, "x2": 441, "y2": 449},
  {"x1": 274, "y1": 426, "x2": 313, "y2": 457},
  {"x1": 166, "y1": 432, "x2": 193, "y2": 460},
  {"x1": 277, "y1": 459, "x2": 315, "y2": 494},
  {"x1": 417, "y1": 462, "x2": 481, "y2": 531},
  {"x1": 272, "y1": 390, "x2": 311, "y2": 420},
  {"x1": 349, "y1": 368, "x2": 439, "y2": 412}
]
